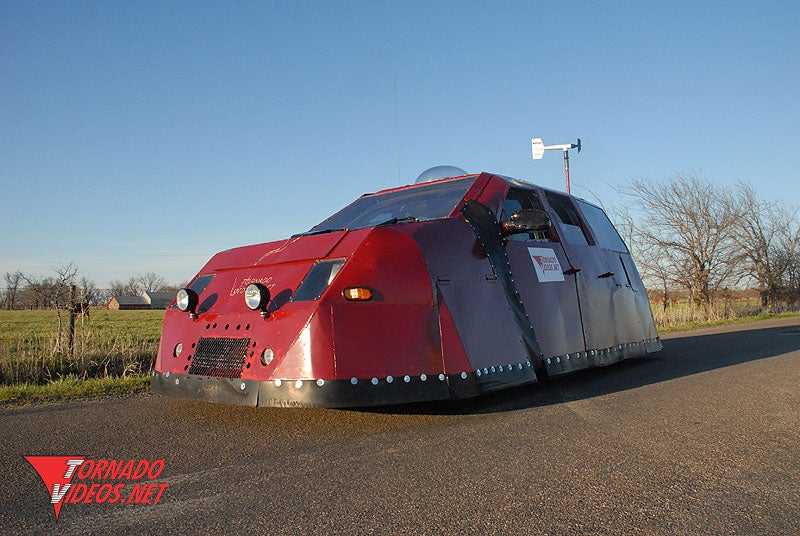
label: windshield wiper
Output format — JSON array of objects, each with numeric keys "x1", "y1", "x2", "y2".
[
  {"x1": 376, "y1": 216, "x2": 419, "y2": 226},
  {"x1": 292, "y1": 228, "x2": 347, "y2": 238}
]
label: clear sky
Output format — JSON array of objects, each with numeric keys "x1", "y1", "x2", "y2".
[{"x1": 2, "y1": 1, "x2": 798, "y2": 287}]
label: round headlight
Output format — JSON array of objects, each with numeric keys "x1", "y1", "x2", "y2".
[
  {"x1": 244, "y1": 283, "x2": 270, "y2": 311},
  {"x1": 176, "y1": 288, "x2": 199, "y2": 313}
]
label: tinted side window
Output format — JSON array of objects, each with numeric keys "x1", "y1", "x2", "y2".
[
  {"x1": 576, "y1": 200, "x2": 628, "y2": 252},
  {"x1": 503, "y1": 188, "x2": 549, "y2": 242},
  {"x1": 544, "y1": 191, "x2": 589, "y2": 246},
  {"x1": 502, "y1": 187, "x2": 544, "y2": 219}
]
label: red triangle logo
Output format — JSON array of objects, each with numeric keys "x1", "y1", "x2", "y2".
[{"x1": 24, "y1": 456, "x2": 86, "y2": 520}]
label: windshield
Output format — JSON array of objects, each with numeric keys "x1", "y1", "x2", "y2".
[{"x1": 309, "y1": 177, "x2": 476, "y2": 233}]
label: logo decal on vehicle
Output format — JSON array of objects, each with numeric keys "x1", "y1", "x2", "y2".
[
  {"x1": 229, "y1": 275, "x2": 274, "y2": 297},
  {"x1": 527, "y1": 247, "x2": 565, "y2": 282}
]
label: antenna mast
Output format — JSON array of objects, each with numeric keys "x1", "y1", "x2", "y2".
[{"x1": 531, "y1": 137, "x2": 581, "y2": 194}]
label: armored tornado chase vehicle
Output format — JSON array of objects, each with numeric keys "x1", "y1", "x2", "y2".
[{"x1": 152, "y1": 171, "x2": 661, "y2": 407}]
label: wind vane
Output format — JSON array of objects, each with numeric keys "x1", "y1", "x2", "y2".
[{"x1": 531, "y1": 137, "x2": 581, "y2": 194}]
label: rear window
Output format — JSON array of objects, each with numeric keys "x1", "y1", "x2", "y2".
[{"x1": 576, "y1": 200, "x2": 629, "y2": 252}]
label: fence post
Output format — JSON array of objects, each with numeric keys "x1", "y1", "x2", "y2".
[{"x1": 68, "y1": 284, "x2": 76, "y2": 356}]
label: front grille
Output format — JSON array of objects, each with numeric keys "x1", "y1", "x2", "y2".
[{"x1": 188, "y1": 337, "x2": 250, "y2": 378}]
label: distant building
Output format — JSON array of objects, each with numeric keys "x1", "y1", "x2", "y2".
[
  {"x1": 143, "y1": 291, "x2": 174, "y2": 309},
  {"x1": 108, "y1": 295, "x2": 150, "y2": 310},
  {"x1": 108, "y1": 291, "x2": 175, "y2": 310}
]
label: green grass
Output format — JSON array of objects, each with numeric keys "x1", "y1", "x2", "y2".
[
  {"x1": 0, "y1": 309, "x2": 164, "y2": 390},
  {"x1": 0, "y1": 309, "x2": 164, "y2": 344},
  {"x1": 0, "y1": 374, "x2": 151, "y2": 405}
]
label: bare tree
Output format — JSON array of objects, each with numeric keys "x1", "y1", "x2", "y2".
[
  {"x1": 775, "y1": 216, "x2": 800, "y2": 307},
  {"x1": 639, "y1": 241, "x2": 676, "y2": 312},
  {"x1": 77, "y1": 276, "x2": 98, "y2": 305},
  {"x1": 109, "y1": 277, "x2": 142, "y2": 296},
  {"x1": 619, "y1": 172, "x2": 743, "y2": 313},
  {"x1": 136, "y1": 272, "x2": 169, "y2": 293},
  {"x1": 52, "y1": 263, "x2": 79, "y2": 305},
  {"x1": 732, "y1": 182, "x2": 799, "y2": 309},
  {"x1": 606, "y1": 204, "x2": 674, "y2": 311},
  {"x1": 110, "y1": 273, "x2": 172, "y2": 296},
  {"x1": 20, "y1": 263, "x2": 79, "y2": 352},
  {"x1": 2, "y1": 271, "x2": 23, "y2": 310},
  {"x1": 94, "y1": 288, "x2": 112, "y2": 306}
]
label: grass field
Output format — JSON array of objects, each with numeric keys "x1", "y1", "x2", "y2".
[
  {"x1": 0, "y1": 309, "x2": 165, "y2": 388},
  {"x1": 651, "y1": 299, "x2": 761, "y2": 328},
  {"x1": 650, "y1": 298, "x2": 800, "y2": 329}
]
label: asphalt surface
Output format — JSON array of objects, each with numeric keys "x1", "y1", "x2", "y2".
[{"x1": 1, "y1": 316, "x2": 798, "y2": 535}]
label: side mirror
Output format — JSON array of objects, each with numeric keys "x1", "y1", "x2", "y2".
[{"x1": 501, "y1": 208, "x2": 552, "y2": 236}]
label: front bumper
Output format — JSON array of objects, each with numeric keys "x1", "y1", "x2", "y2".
[
  {"x1": 151, "y1": 338, "x2": 659, "y2": 408},
  {"x1": 150, "y1": 362, "x2": 539, "y2": 408}
]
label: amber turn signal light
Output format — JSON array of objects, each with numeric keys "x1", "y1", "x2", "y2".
[{"x1": 342, "y1": 287, "x2": 373, "y2": 301}]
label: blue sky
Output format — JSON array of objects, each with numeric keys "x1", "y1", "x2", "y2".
[{"x1": 2, "y1": 1, "x2": 798, "y2": 286}]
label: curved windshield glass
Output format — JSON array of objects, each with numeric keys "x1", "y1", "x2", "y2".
[{"x1": 308, "y1": 177, "x2": 476, "y2": 233}]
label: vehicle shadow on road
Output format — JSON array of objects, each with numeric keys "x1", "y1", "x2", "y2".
[{"x1": 363, "y1": 323, "x2": 800, "y2": 416}]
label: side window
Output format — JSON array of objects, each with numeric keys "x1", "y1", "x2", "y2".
[
  {"x1": 544, "y1": 191, "x2": 589, "y2": 246},
  {"x1": 503, "y1": 188, "x2": 549, "y2": 242},
  {"x1": 575, "y1": 200, "x2": 629, "y2": 252},
  {"x1": 502, "y1": 196, "x2": 524, "y2": 221}
]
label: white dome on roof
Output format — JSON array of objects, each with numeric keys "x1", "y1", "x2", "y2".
[{"x1": 414, "y1": 165, "x2": 468, "y2": 184}]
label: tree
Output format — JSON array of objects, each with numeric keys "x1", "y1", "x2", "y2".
[
  {"x1": 78, "y1": 276, "x2": 99, "y2": 306},
  {"x1": 21, "y1": 263, "x2": 78, "y2": 310},
  {"x1": 606, "y1": 204, "x2": 675, "y2": 311},
  {"x1": 110, "y1": 272, "x2": 171, "y2": 296},
  {"x1": 19, "y1": 263, "x2": 79, "y2": 352},
  {"x1": 2, "y1": 271, "x2": 23, "y2": 310},
  {"x1": 619, "y1": 172, "x2": 742, "y2": 312},
  {"x1": 775, "y1": 216, "x2": 800, "y2": 307},
  {"x1": 136, "y1": 272, "x2": 169, "y2": 293},
  {"x1": 109, "y1": 277, "x2": 142, "y2": 296},
  {"x1": 732, "y1": 182, "x2": 799, "y2": 309}
]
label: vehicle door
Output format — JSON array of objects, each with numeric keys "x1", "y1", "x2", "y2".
[
  {"x1": 542, "y1": 190, "x2": 626, "y2": 351},
  {"x1": 500, "y1": 187, "x2": 586, "y2": 358},
  {"x1": 572, "y1": 198, "x2": 657, "y2": 344}
]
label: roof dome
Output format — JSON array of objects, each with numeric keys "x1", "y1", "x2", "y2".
[{"x1": 414, "y1": 165, "x2": 468, "y2": 184}]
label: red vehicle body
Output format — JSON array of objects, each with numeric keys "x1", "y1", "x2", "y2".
[{"x1": 151, "y1": 172, "x2": 661, "y2": 407}]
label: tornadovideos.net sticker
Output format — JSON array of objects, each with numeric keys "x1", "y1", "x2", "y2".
[{"x1": 24, "y1": 456, "x2": 169, "y2": 520}]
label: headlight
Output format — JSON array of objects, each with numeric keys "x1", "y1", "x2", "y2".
[
  {"x1": 176, "y1": 288, "x2": 199, "y2": 314},
  {"x1": 244, "y1": 283, "x2": 270, "y2": 312}
]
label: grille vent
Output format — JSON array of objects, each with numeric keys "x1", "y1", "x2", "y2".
[{"x1": 188, "y1": 337, "x2": 250, "y2": 378}]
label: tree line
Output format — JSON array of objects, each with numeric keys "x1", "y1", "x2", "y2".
[
  {"x1": 1, "y1": 264, "x2": 181, "y2": 310},
  {"x1": 612, "y1": 172, "x2": 800, "y2": 314}
]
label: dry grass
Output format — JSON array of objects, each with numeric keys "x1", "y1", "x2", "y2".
[
  {"x1": 652, "y1": 298, "x2": 800, "y2": 331},
  {"x1": 0, "y1": 309, "x2": 164, "y2": 387}
]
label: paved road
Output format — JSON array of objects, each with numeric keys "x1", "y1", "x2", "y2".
[{"x1": 1, "y1": 317, "x2": 798, "y2": 535}]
